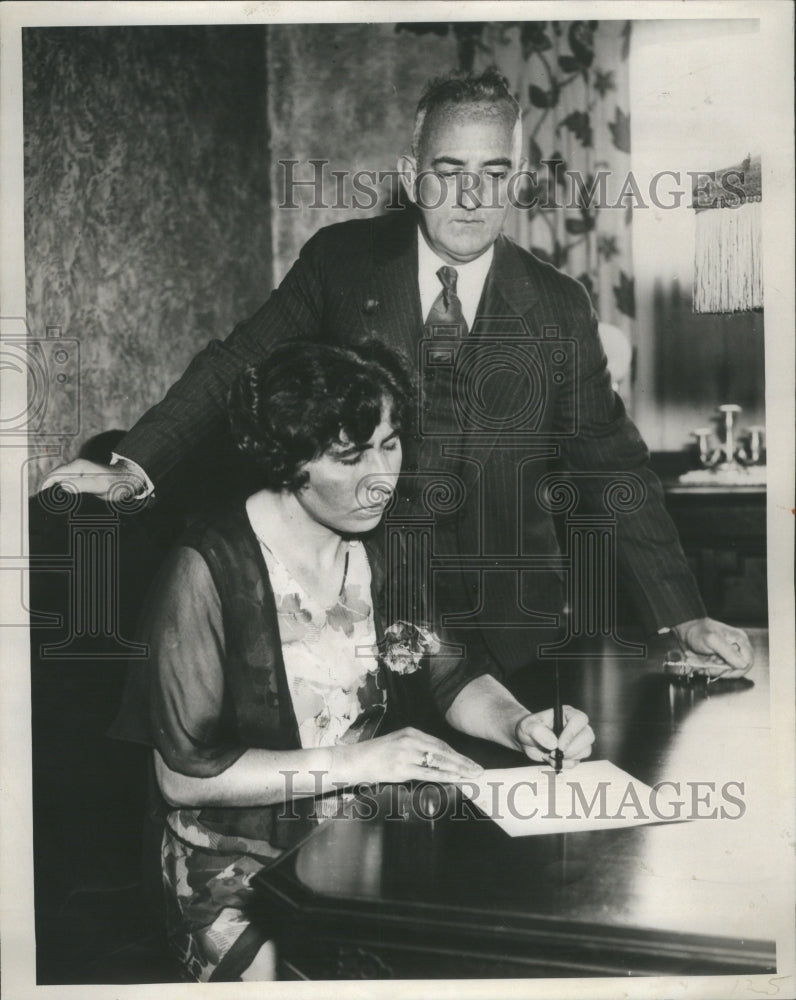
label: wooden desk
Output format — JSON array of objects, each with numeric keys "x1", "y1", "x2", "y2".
[{"x1": 252, "y1": 630, "x2": 776, "y2": 979}]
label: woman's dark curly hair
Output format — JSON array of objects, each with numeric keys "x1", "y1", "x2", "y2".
[{"x1": 228, "y1": 339, "x2": 414, "y2": 491}]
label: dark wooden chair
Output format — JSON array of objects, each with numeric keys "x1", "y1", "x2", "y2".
[{"x1": 28, "y1": 488, "x2": 185, "y2": 984}]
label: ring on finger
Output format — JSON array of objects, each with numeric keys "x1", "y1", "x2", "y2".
[{"x1": 421, "y1": 750, "x2": 434, "y2": 768}]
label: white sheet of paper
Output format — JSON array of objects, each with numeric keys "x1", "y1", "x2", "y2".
[{"x1": 462, "y1": 760, "x2": 683, "y2": 836}]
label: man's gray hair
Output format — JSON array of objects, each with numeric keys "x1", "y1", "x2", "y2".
[{"x1": 412, "y1": 68, "x2": 522, "y2": 158}]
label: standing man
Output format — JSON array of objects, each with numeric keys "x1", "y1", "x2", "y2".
[{"x1": 44, "y1": 69, "x2": 752, "y2": 676}]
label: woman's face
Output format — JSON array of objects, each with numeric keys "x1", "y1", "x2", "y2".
[{"x1": 295, "y1": 402, "x2": 402, "y2": 534}]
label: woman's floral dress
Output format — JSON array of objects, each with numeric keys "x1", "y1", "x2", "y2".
[
  {"x1": 158, "y1": 511, "x2": 385, "y2": 981},
  {"x1": 111, "y1": 498, "x2": 481, "y2": 981}
]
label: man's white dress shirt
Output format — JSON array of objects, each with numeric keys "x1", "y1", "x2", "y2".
[{"x1": 417, "y1": 229, "x2": 494, "y2": 330}]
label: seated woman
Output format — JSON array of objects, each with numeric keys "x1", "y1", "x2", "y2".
[{"x1": 112, "y1": 339, "x2": 594, "y2": 982}]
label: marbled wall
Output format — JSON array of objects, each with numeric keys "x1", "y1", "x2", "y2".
[
  {"x1": 23, "y1": 25, "x2": 271, "y2": 484},
  {"x1": 267, "y1": 23, "x2": 457, "y2": 281}
]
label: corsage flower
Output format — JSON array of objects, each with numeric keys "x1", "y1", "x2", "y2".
[{"x1": 380, "y1": 620, "x2": 441, "y2": 675}]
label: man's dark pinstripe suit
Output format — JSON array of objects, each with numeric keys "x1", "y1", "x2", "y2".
[{"x1": 118, "y1": 208, "x2": 705, "y2": 676}]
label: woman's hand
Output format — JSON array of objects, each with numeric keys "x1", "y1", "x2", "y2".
[
  {"x1": 342, "y1": 727, "x2": 483, "y2": 785},
  {"x1": 514, "y1": 706, "x2": 594, "y2": 769}
]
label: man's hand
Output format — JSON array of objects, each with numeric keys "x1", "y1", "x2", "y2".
[
  {"x1": 39, "y1": 459, "x2": 146, "y2": 501},
  {"x1": 673, "y1": 617, "x2": 754, "y2": 677},
  {"x1": 514, "y1": 706, "x2": 594, "y2": 769}
]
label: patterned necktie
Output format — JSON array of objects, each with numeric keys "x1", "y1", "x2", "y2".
[
  {"x1": 417, "y1": 264, "x2": 468, "y2": 460},
  {"x1": 425, "y1": 265, "x2": 468, "y2": 336}
]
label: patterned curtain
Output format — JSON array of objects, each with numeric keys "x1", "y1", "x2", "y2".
[{"x1": 473, "y1": 21, "x2": 635, "y2": 395}]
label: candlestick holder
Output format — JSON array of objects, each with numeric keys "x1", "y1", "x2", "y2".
[{"x1": 679, "y1": 404, "x2": 766, "y2": 485}]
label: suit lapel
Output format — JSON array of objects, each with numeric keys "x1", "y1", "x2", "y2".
[
  {"x1": 355, "y1": 222, "x2": 540, "y2": 355},
  {"x1": 478, "y1": 233, "x2": 540, "y2": 327},
  {"x1": 354, "y1": 210, "x2": 423, "y2": 360},
  {"x1": 457, "y1": 234, "x2": 543, "y2": 462}
]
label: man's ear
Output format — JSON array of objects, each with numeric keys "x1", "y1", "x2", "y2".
[
  {"x1": 397, "y1": 154, "x2": 418, "y2": 205},
  {"x1": 509, "y1": 154, "x2": 529, "y2": 209}
]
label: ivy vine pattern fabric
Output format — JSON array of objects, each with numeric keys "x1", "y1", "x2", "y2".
[{"x1": 473, "y1": 21, "x2": 635, "y2": 333}]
